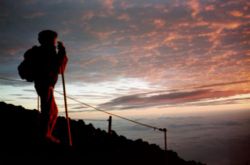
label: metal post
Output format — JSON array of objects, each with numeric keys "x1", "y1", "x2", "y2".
[
  {"x1": 159, "y1": 128, "x2": 167, "y2": 151},
  {"x1": 62, "y1": 73, "x2": 72, "y2": 146},
  {"x1": 108, "y1": 116, "x2": 112, "y2": 134},
  {"x1": 163, "y1": 128, "x2": 167, "y2": 151},
  {"x1": 159, "y1": 128, "x2": 168, "y2": 164}
]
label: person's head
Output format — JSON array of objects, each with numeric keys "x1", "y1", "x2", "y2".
[{"x1": 38, "y1": 30, "x2": 58, "y2": 46}]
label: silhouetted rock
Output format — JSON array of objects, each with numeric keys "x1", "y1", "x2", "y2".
[{"x1": 0, "y1": 102, "x2": 205, "y2": 165}]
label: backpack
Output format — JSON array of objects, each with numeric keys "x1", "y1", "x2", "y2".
[{"x1": 18, "y1": 47, "x2": 37, "y2": 82}]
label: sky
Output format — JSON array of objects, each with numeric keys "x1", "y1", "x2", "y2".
[{"x1": 0, "y1": 0, "x2": 250, "y2": 164}]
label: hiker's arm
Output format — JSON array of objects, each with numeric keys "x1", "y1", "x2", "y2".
[{"x1": 57, "y1": 41, "x2": 68, "y2": 74}]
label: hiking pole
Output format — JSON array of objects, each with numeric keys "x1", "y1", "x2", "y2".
[{"x1": 61, "y1": 72, "x2": 72, "y2": 146}]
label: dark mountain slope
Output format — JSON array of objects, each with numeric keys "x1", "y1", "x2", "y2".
[{"x1": 0, "y1": 102, "x2": 205, "y2": 165}]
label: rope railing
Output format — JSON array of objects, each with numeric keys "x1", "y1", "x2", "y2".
[{"x1": 54, "y1": 90, "x2": 162, "y2": 131}]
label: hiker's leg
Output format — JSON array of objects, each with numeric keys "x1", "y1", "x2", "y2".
[
  {"x1": 48, "y1": 87, "x2": 58, "y2": 136},
  {"x1": 35, "y1": 84, "x2": 51, "y2": 138}
]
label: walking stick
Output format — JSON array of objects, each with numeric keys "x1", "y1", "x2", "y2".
[{"x1": 62, "y1": 72, "x2": 72, "y2": 146}]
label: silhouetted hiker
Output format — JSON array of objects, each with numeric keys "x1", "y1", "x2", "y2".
[{"x1": 23, "y1": 30, "x2": 68, "y2": 143}]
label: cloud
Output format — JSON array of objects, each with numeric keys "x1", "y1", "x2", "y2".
[
  {"x1": 229, "y1": 10, "x2": 244, "y2": 17},
  {"x1": 194, "y1": 80, "x2": 250, "y2": 89},
  {"x1": 204, "y1": 5, "x2": 215, "y2": 11},
  {"x1": 187, "y1": 0, "x2": 201, "y2": 19},
  {"x1": 100, "y1": 88, "x2": 249, "y2": 110},
  {"x1": 0, "y1": 0, "x2": 250, "y2": 107},
  {"x1": 153, "y1": 19, "x2": 166, "y2": 29},
  {"x1": 98, "y1": 0, "x2": 115, "y2": 15}
]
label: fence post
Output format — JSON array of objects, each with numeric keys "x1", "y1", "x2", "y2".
[
  {"x1": 159, "y1": 128, "x2": 167, "y2": 151},
  {"x1": 163, "y1": 128, "x2": 168, "y2": 164},
  {"x1": 163, "y1": 128, "x2": 167, "y2": 151},
  {"x1": 108, "y1": 116, "x2": 112, "y2": 134}
]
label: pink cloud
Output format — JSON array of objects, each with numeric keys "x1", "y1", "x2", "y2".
[{"x1": 205, "y1": 5, "x2": 215, "y2": 11}]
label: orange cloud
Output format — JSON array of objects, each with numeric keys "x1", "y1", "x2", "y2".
[
  {"x1": 210, "y1": 50, "x2": 236, "y2": 63},
  {"x1": 211, "y1": 22, "x2": 241, "y2": 30},
  {"x1": 163, "y1": 32, "x2": 179, "y2": 44},
  {"x1": 162, "y1": 32, "x2": 180, "y2": 50},
  {"x1": 225, "y1": 22, "x2": 241, "y2": 29},
  {"x1": 206, "y1": 21, "x2": 241, "y2": 52},
  {"x1": 143, "y1": 43, "x2": 161, "y2": 51},
  {"x1": 229, "y1": 10, "x2": 244, "y2": 17}
]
